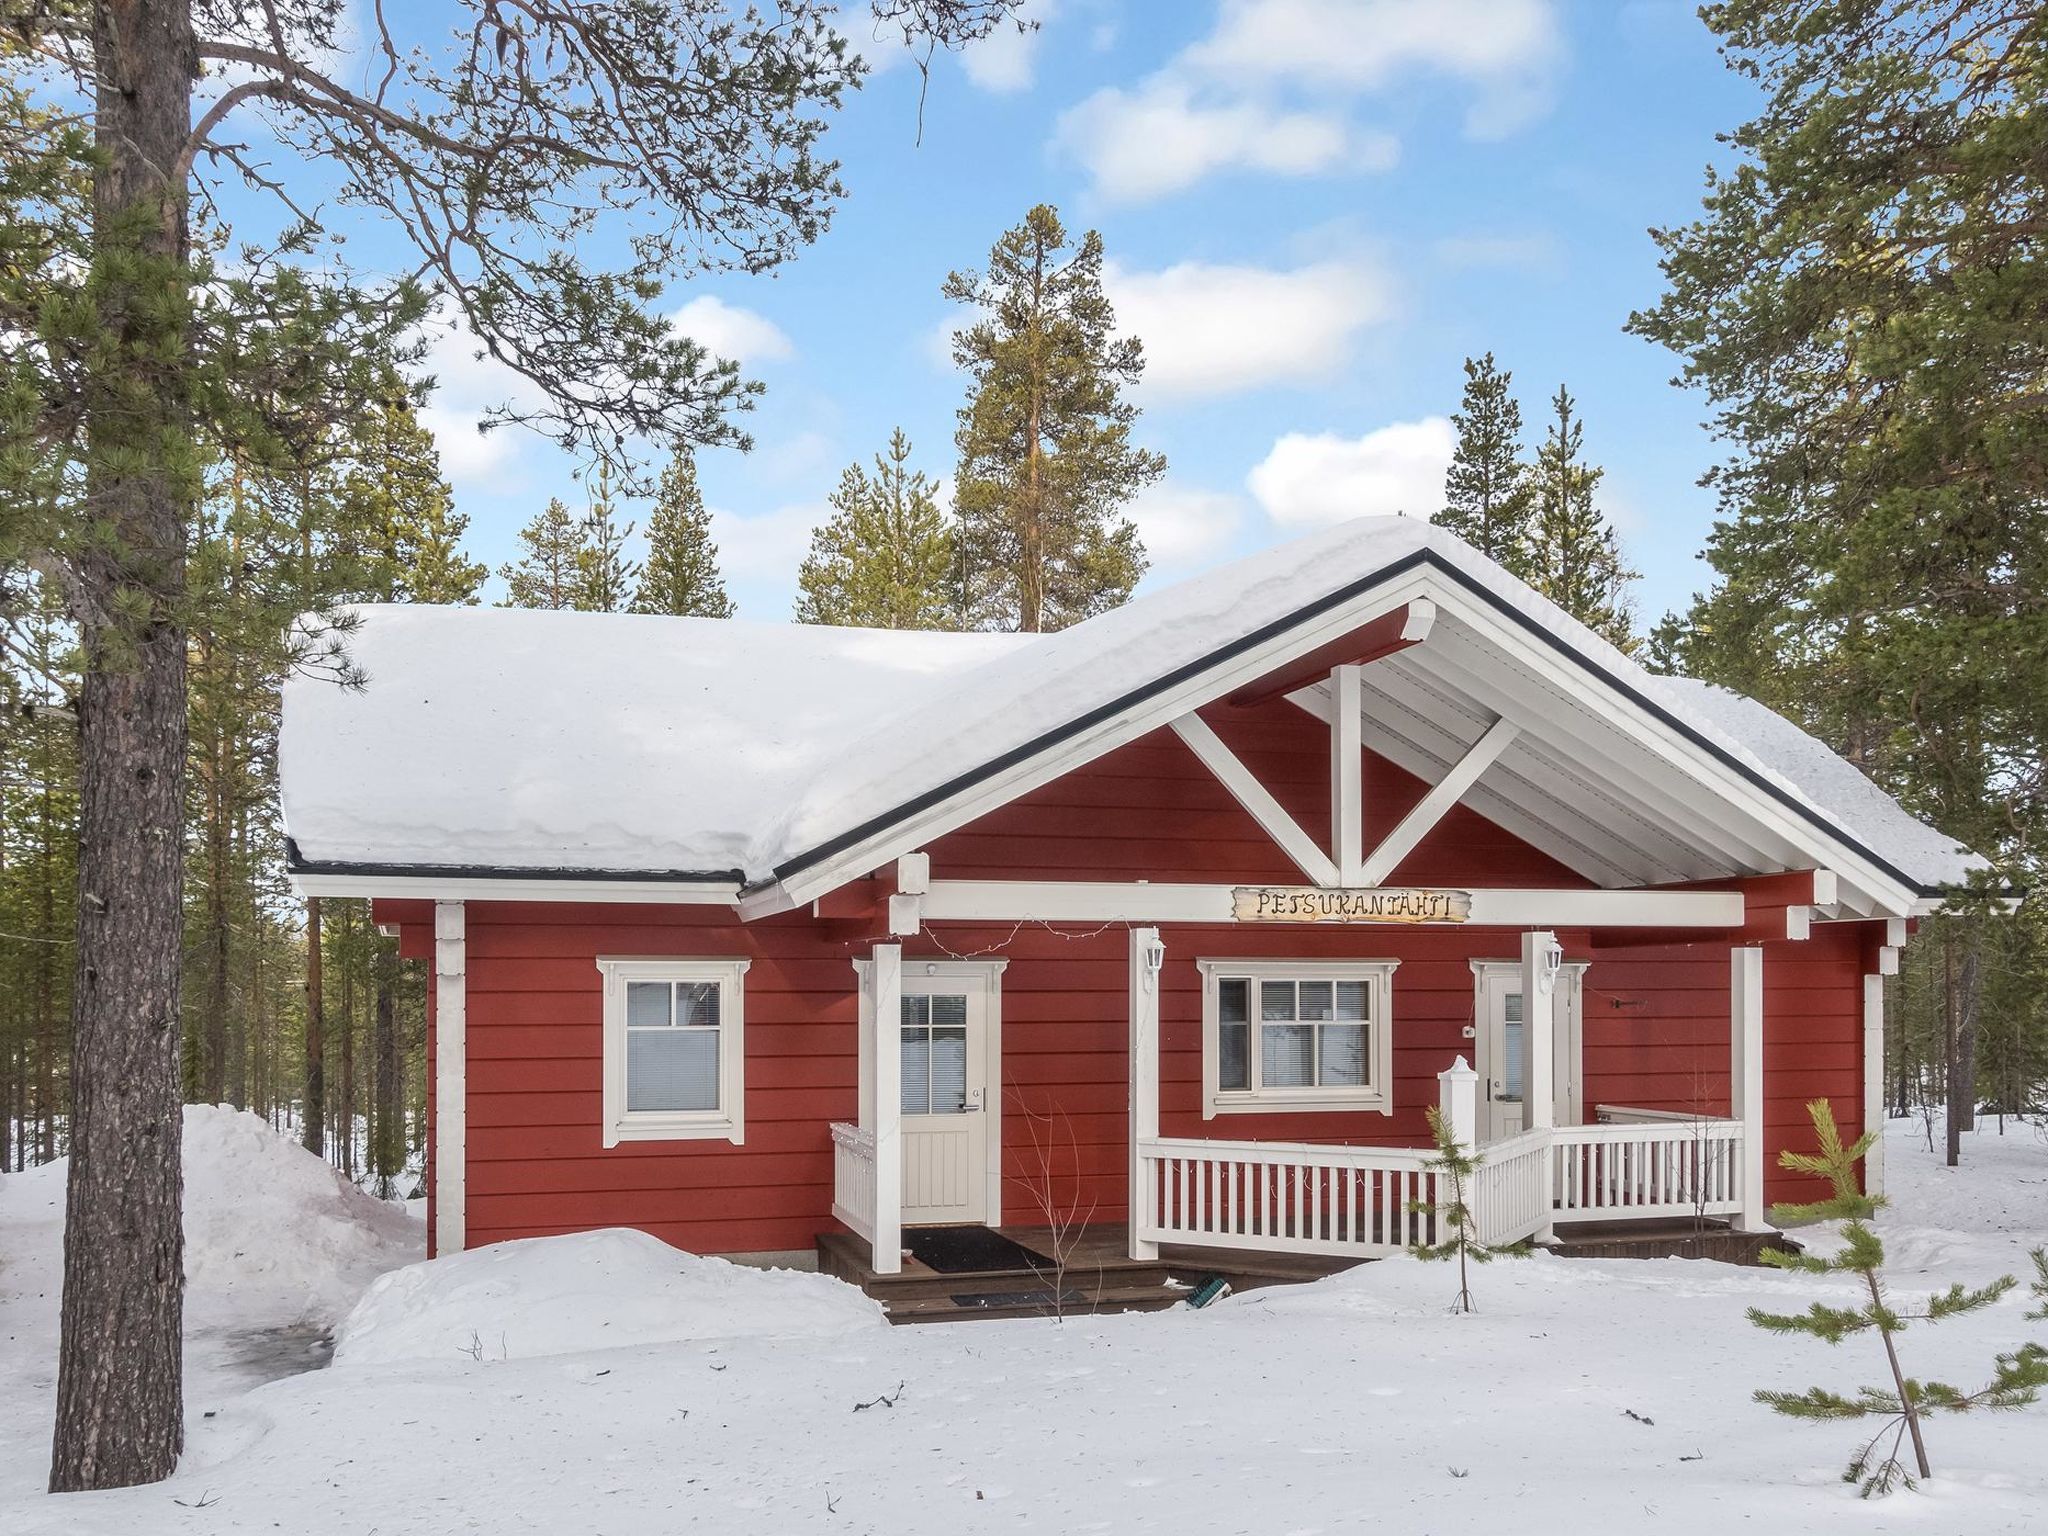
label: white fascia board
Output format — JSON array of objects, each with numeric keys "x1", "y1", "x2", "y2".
[
  {"x1": 290, "y1": 871, "x2": 744, "y2": 905},
  {"x1": 1426, "y1": 585, "x2": 1924, "y2": 918},
  {"x1": 761, "y1": 572, "x2": 1439, "y2": 915},
  {"x1": 920, "y1": 879, "x2": 1743, "y2": 929}
]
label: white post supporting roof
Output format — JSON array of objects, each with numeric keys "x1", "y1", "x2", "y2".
[
  {"x1": 1359, "y1": 716, "x2": 1521, "y2": 887},
  {"x1": 1521, "y1": 930, "x2": 1557, "y2": 1245},
  {"x1": 868, "y1": 944, "x2": 903, "y2": 1276},
  {"x1": 1171, "y1": 713, "x2": 1341, "y2": 887},
  {"x1": 1129, "y1": 927, "x2": 1162, "y2": 1262},
  {"x1": 433, "y1": 900, "x2": 466, "y2": 1257},
  {"x1": 1863, "y1": 973, "x2": 1885, "y2": 1199},
  {"x1": 1330, "y1": 663, "x2": 1365, "y2": 884},
  {"x1": 1732, "y1": 947, "x2": 1767, "y2": 1231}
]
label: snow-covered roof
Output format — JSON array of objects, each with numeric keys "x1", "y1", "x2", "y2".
[{"x1": 279, "y1": 517, "x2": 1982, "y2": 905}]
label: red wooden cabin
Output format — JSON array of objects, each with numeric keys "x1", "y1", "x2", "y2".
[{"x1": 279, "y1": 518, "x2": 1975, "y2": 1279}]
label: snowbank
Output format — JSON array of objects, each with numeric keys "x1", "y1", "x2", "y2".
[
  {"x1": 332, "y1": 1228, "x2": 884, "y2": 1367},
  {"x1": 0, "y1": 1106, "x2": 421, "y2": 1498}
]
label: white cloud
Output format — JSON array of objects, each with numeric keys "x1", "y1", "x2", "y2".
[
  {"x1": 670, "y1": 296, "x2": 795, "y2": 368},
  {"x1": 411, "y1": 310, "x2": 552, "y2": 490},
  {"x1": 961, "y1": 0, "x2": 1054, "y2": 93},
  {"x1": 1247, "y1": 417, "x2": 1454, "y2": 528},
  {"x1": 1057, "y1": 78, "x2": 1394, "y2": 204},
  {"x1": 1057, "y1": 0, "x2": 1560, "y2": 200},
  {"x1": 1106, "y1": 259, "x2": 1391, "y2": 400},
  {"x1": 707, "y1": 501, "x2": 828, "y2": 582},
  {"x1": 1126, "y1": 483, "x2": 1245, "y2": 575},
  {"x1": 1186, "y1": 0, "x2": 1561, "y2": 138}
]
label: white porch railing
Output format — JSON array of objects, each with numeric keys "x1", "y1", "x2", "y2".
[
  {"x1": 1553, "y1": 1116, "x2": 1745, "y2": 1222},
  {"x1": 829, "y1": 1121, "x2": 878, "y2": 1244},
  {"x1": 1469, "y1": 1128, "x2": 1553, "y2": 1246},
  {"x1": 1131, "y1": 1110, "x2": 1748, "y2": 1261},
  {"x1": 1138, "y1": 1136, "x2": 1450, "y2": 1257}
]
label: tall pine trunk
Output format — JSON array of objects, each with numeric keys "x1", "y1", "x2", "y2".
[
  {"x1": 303, "y1": 896, "x2": 324, "y2": 1155},
  {"x1": 1944, "y1": 926, "x2": 1982, "y2": 1166},
  {"x1": 373, "y1": 942, "x2": 402, "y2": 1198},
  {"x1": 51, "y1": 0, "x2": 196, "y2": 1491}
]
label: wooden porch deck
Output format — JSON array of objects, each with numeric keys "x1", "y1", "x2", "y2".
[{"x1": 816, "y1": 1224, "x2": 1365, "y2": 1325}]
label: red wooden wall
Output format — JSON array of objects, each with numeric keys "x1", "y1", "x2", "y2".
[{"x1": 379, "y1": 698, "x2": 1878, "y2": 1256}]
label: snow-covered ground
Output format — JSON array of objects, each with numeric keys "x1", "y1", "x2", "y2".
[
  {"x1": 0, "y1": 1106, "x2": 421, "y2": 1500},
  {"x1": 3, "y1": 1116, "x2": 2044, "y2": 1534}
]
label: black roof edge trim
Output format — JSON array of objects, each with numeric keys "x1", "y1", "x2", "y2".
[
  {"x1": 286, "y1": 839, "x2": 743, "y2": 887},
  {"x1": 769, "y1": 547, "x2": 1964, "y2": 899}
]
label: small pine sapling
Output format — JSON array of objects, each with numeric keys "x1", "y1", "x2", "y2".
[
  {"x1": 1408, "y1": 1106, "x2": 1525, "y2": 1313},
  {"x1": 1749, "y1": 1099, "x2": 2048, "y2": 1495}
]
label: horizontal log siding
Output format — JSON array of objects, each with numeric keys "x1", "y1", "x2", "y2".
[
  {"x1": 371, "y1": 695, "x2": 1878, "y2": 1253},
  {"x1": 1586, "y1": 923, "x2": 1870, "y2": 1208}
]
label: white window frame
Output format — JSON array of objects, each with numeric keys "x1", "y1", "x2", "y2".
[
  {"x1": 597, "y1": 957, "x2": 750, "y2": 1147},
  {"x1": 1198, "y1": 958, "x2": 1398, "y2": 1118}
]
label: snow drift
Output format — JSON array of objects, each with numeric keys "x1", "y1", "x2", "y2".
[{"x1": 332, "y1": 1227, "x2": 885, "y2": 1367}]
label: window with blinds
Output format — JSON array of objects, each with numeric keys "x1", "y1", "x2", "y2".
[
  {"x1": 597, "y1": 958, "x2": 750, "y2": 1145},
  {"x1": 1200, "y1": 959, "x2": 1397, "y2": 1116},
  {"x1": 900, "y1": 992, "x2": 969, "y2": 1115}
]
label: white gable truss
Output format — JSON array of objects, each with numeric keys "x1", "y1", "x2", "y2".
[{"x1": 744, "y1": 554, "x2": 1935, "y2": 924}]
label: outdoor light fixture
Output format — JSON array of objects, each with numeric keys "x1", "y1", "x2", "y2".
[
  {"x1": 1538, "y1": 936, "x2": 1564, "y2": 996},
  {"x1": 1142, "y1": 934, "x2": 1166, "y2": 991}
]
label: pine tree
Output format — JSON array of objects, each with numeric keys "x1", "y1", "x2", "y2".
[
  {"x1": 633, "y1": 451, "x2": 736, "y2": 618},
  {"x1": 796, "y1": 429, "x2": 958, "y2": 628},
  {"x1": 1438, "y1": 353, "x2": 1535, "y2": 575},
  {"x1": 1630, "y1": 4, "x2": 2048, "y2": 1166},
  {"x1": 1749, "y1": 1099, "x2": 2048, "y2": 1495},
  {"x1": 499, "y1": 501, "x2": 585, "y2": 611},
  {"x1": 1526, "y1": 387, "x2": 1638, "y2": 650},
  {"x1": 1407, "y1": 1101, "x2": 1525, "y2": 1313},
  {"x1": 344, "y1": 400, "x2": 486, "y2": 606},
  {"x1": 572, "y1": 464, "x2": 640, "y2": 613},
  {"x1": 5, "y1": 2, "x2": 1014, "y2": 1487},
  {"x1": 945, "y1": 204, "x2": 1163, "y2": 632}
]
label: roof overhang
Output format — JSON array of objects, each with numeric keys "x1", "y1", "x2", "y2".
[{"x1": 739, "y1": 550, "x2": 1942, "y2": 921}]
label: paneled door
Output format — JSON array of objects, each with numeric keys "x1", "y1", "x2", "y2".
[{"x1": 898, "y1": 973, "x2": 992, "y2": 1224}]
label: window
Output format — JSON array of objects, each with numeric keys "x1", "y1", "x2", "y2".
[
  {"x1": 899, "y1": 992, "x2": 969, "y2": 1115},
  {"x1": 598, "y1": 958, "x2": 749, "y2": 1146},
  {"x1": 1199, "y1": 959, "x2": 1397, "y2": 1116}
]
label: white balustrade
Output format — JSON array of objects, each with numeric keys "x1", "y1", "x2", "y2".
[
  {"x1": 829, "y1": 1121, "x2": 878, "y2": 1244},
  {"x1": 1137, "y1": 1137, "x2": 1447, "y2": 1258},
  {"x1": 1552, "y1": 1116, "x2": 1745, "y2": 1221}
]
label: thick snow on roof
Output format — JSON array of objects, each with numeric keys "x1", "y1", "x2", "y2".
[
  {"x1": 1654, "y1": 676, "x2": 1980, "y2": 890},
  {"x1": 279, "y1": 517, "x2": 1979, "y2": 891},
  {"x1": 280, "y1": 606, "x2": 1034, "y2": 875}
]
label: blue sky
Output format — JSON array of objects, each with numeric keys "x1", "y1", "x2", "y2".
[{"x1": 391, "y1": 1, "x2": 1762, "y2": 623}]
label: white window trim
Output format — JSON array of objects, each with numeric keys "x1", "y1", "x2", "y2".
[
  {"x1": 1198, "y1": 958, "x2": 1399, "y2": 1118},
  {"x1": 597, "y1": 956, "x2": 750, "y2": 1147}
]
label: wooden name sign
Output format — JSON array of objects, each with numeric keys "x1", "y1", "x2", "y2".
[{"x1": 1231, "y1": 887, "x2": 1473, "y2": 924}]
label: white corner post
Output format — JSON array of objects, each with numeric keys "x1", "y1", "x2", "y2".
[
  {"x1": 1129, "y1": 926, "x2": 1163, "y2": 1260},
  {"x1": 1329, "y1": 663, "x2": 1364, "y2": 884},
  {"x1": 433, "y1": 899, "x2": 467, "y2": 1257},
  {"x1": 1521, "y1": 930, "x2": 1558, "y2": 1243},
  {"x1": 1437, "y1": 1055, "x2": 1478, "y2": 1152},
  {"x1": 1862, "y1": 971, "x2": 1885, "y2": 1199},
  {"x1": 869, "y1": 943, "x2": 903, "y2": 1275},
  {"x1": 1732, "y1": 946, "x2": 1767, "y2": 1231}
]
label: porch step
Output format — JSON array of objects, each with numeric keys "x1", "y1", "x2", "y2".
[
  {"x1": 883, "y1": 1284, "x2": 1190, "y2": 1325},
  {"x1": 1548, "y1": 1219, "x2": 1798, "y2": 1266},
  {"x1": 817, "y1": 1225, "x2": 1365, "y2": 1325}
]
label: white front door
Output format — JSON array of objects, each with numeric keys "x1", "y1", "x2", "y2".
[
  {"x1": 1473, "y1": 962, "x2": 1584, "y2": 1144},
  {"x1": 898, "y1": 974, "x2": 991, "y2": 1225}
]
